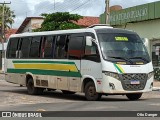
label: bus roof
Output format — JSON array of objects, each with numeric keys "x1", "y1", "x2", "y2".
[{"x1": 9, "y1": 26, "x2": 136, "y2": 38}]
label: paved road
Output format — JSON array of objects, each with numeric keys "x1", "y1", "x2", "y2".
[
  {"x1": 1, "y1": 90, "x2": 160, "y2": 111},
  {"x1": 0, "y1": 80, "x2": 160, "y2": 119}
]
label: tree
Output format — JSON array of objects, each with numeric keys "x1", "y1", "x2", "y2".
[
  {"x1": 34, "y1": 12, "x2": 83, "y2": 32},
  {"x1": 0, "y1": 5, "x2": 15, "y2": 30}
]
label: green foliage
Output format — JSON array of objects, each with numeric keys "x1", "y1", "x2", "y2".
[{"x1": 34, "y1": 12, "x2": 83, "y2": 32}]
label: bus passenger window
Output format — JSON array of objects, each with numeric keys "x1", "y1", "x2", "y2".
[
  {"x1": 68, "y1": 36, "x2": 84, "y2": 59},
  {"x1": 19, "y1": 37, "x2": 31, "y2": 58},
  {"x1": 55, "y1": 35, "x2": 67, "y2": 59},
  {"x1": 7, "y1": 38, "x2": 19, "y2": 58},
  {"x1": 29, "y1": 37, "x2": 41, "y2": 58},
  {"x1": 41, "y1": 36, "x2": 55, "y2": 58}
]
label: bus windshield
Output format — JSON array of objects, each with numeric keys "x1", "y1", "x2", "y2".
[{"x1": 97, "y1": 33, "x2": 151, "y2": 64}]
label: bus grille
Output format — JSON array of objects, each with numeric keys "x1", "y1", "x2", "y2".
[{"x1": 120, "y1": 73, "x2": 147, "y2": 91}]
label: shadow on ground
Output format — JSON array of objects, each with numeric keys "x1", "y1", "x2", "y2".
[{"x1": 0, "y1": 87, "x2": 148, "y2": 102}]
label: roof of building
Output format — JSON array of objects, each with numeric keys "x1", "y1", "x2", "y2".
[
  {"x1": 5, "y1": 29, "x2": 17, "y2": 39},
  {"x1": 16, "y1": 17, "x2": 44, "y2": 34},
  {"x1": 16, "y1": 16, "x2": 99, "y2": 34},
  {"x1": 0, "y1": 29, "x2": 17, "y2": 42},
  {"x1": 73, "y1": 16, "x2": 99, "y2": 27}
]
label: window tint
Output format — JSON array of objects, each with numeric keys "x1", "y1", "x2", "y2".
[
  {"x1": 68, "y1": 36, "x2": 84, "y2": 59},
  {"x1": 85, "y1": 42, "x2": 97, "y2": 55},
  {"x1": 19, "y1": 37, "x2": 31, "y2": 58},
  {"x1": 55, "y1": 35, "x2": 67, "y2": 59},
  {"x1": 42, "y1": 36, "x2": 55, "y2": 58},
  {"x1": 29, "y1": 36, "x2": 41, "y2": 58},
  {"x1": 84, "y1": 40, "x2": 100, "y2": 62},
  {"x1": 7, "y1": 38, "x2": 19, "y2": 58}
]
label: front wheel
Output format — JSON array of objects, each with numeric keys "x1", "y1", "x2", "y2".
[
  {"x1": 126, "y1": 93, "x2": 142, "y2": 100},
  {"x1": 84, "y1": 81, "x2": 102, "y2": 101}
]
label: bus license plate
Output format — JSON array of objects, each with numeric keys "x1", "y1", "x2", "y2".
[{"x1": 131, "y1": 80, "x2": 140, "y2": 85}]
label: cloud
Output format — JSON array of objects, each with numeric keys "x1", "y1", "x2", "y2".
[
  {"x1": 4, "y1": 0, "x2": 31, "y2": 28},
  {"x1": 33, "y1": 0, "x2": 105, "y2": 17},
  {"x1": 4, "y1": 0, "x2": 160, "y2": 28},
  {"x1": 110, "y1": 0, "x2": 160, "y2": 8}
]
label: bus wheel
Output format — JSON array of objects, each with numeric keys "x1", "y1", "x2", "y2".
[
  {"x1": 62, "y1": 90, "x2": 76, "y2": 94},
  {"x1": 126, "y1": 93, "x2": 142, "y2": 100},
  {"x1": 48, "y1": 89, "x2": 56, "y2": 91},
  {"x1": 84, "y1": 81, "x2": 102, "y2": 101},
  {"x1": 37, "y1": 88, "x2": 44, "y2": 95},
  {"x1": 27, "y1": 78, "x2": 44, "y2": 95}
]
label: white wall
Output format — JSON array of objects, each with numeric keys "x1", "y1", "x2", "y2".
[
  {"x1": 121, "y1": 19, "x2": 160, "y2": 39},
  {"x1": 22, "y1": 21, "x2": 32, "y2": 33},
  {"x1": 31, "y1": 19, "x2": 44, "y2": 30},
  {"x1": 115, "y1": 19, "x2": 160, "y2": 57}
]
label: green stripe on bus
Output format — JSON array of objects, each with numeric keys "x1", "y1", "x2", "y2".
[
  {"x1": 13, "y1": 61, "x2": 75, "y2": 65},
  {"x1": 7, "y1": 69, "x2": 82, "y2": 78},
  {"x1": 114, "y1": 64, "x2": 123, "y2": 73}
]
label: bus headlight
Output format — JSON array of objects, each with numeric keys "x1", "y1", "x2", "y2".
[
  {"x1": 148, "y1": 71, "x2": 154, "y2": 80},
  {"x1": 104, "y1": 71, "x2": 119, "y2": 80}
]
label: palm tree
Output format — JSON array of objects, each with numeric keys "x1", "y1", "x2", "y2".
[
  {"x1": 0, "y1": 5, "x2": 15, "y2": 42},
  {"x1": 0, "y1": 5, "x2": 15, "y2": 30}
]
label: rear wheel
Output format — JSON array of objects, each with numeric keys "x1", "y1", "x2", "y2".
[
  {"x1": 126, "y1": 93, "x2": 142, "y2": 100},
  {"x1": 84, "y1": 81, "x2": 102, "y2": 101},
  {"x1": 62, "y1": 90, "x2": 76, "y2": 94},
  {"x1": 27, "y1": 78, "x2": 44, "y2": 95}
]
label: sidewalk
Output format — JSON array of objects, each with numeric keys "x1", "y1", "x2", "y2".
[{"x1": 153, "y1": 80, "x2": 160, "y2": 91}]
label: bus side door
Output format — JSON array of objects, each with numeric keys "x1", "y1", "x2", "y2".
[{"x1": 68, "y1": 34, "x2": 85, "y2": 92}]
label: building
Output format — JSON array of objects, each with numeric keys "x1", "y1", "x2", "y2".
[
  {"x1": 5, "y1": 29, "x2": 17, "y2": 40},
  {"x1": 16, "y1": 17, "x2": 44, "y2": 34},
  {"x1": 16, "y1": 16, "x2": 99, "y2": 34},
  {"x1": 100, "y1": 1, "x2": 160, "y2": 80}
]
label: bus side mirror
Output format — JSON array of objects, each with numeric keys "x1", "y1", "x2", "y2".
[{"x1": 86, "y1": 36, "x2": 92, "y2": 46}]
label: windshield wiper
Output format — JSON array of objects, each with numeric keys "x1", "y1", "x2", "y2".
[
  {"x1": 108, "y1": 56, "x2": 133, "y2": 64},
  {"x1": 129, "y1": 57, "x2": 149, "y2": 62}
]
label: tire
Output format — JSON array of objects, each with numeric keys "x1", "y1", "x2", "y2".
[
  {"x1": 126, "y1": 93, "x2": 142, "y2": 101},
  {"x1": 62, "y1": 90, "x2": 76, "y2": 94},
  {"x1": 27, "y1": 78, "x2": 44, "y2": 95},
  {"x1": 37, "y1": 88, "x2": 44, "y2": 95},
  {"x1": 84, "y1": 81, "x2": 102, "y2": 101},
  {"x1": 48, "y1": 89, "x2": 56, "y2": 91}
]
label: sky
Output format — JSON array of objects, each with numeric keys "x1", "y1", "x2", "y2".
[{"x1": 3, "y1": 0, "x2": 160, "y2": 28}]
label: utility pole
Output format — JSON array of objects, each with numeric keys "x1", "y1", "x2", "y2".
[
  {"x1": 105, "y1": 0, "x2": 110, "y2": 24},
  {"x1": 0, "y1": 1, "x2": 11, "y2": 73},
  {"x1": 54, "y1": 0, "x2": 55, "y2": 10}
]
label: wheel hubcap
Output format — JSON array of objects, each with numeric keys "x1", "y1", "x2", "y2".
[{"x1": 88, "y1": 86, "x2": 96, "y2": 97}]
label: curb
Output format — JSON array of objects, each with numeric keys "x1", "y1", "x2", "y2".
[{"x1": 153, "y1": 87, "x2": 160, "y2": 91}]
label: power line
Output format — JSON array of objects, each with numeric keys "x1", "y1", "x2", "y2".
[
  {"x1": 70, "y1": 0, "x2": 92, "y2": 13},
  {"x1": 41, "y1": 0, "x2": 77, "y2": 13}
]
